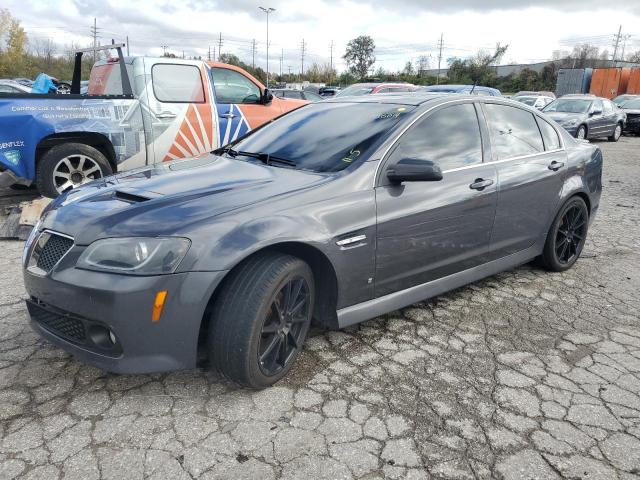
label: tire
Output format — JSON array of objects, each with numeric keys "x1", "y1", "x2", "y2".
[
  {"x1": 575, "y1": 125, "x2": 587, "y2": 140},
  {"x1": 36, "y1": 143, "x2": 113, "y2": 198},
  {"x1": 538, "y1": 196, "x2": 589, "y2": 272},
  {"x1": 208, "y1": 252, "x2": 315, "y2": 389},
  {"x1": 608, "y1": 122, "x2": 622, "y2": 142}
]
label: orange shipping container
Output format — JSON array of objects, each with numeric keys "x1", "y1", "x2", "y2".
[
  {"x1": 628, "y1": 68, "x2": 640, "y2": 94},
  {"x1": 589, "y1": 68, "x2": 631, "y2": 99}
]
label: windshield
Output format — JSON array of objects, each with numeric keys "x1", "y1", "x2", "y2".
[
  {"x1": 335, "y1": 85, "x2": 375, "y2": 97},
  {"x1": 543, "y1": 99, "x2": 592, "y2": 114},
  {"x1": 613, "y1": 95, "x2": 633, "y2": 105},
  {"x1": 623, "y1": 98, "x2": 640, "y2": 109},
  {"x1": 229, "y1": 102, "x2": 414, "y2": 172},
  {"x1": 514, "y1": 96, "x2": 537, "y2": 106}
]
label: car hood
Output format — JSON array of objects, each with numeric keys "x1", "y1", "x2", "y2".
[
  {"x1": 623, "y1": 108, "x2": 640, "y2": 115},
  {"x1": 41, "y1": 155, "x2": 330, "y2": 245},
  {"x1": 544, "y1": 112, "x2": 586, "y2": 124}
]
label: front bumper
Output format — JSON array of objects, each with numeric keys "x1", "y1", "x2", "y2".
[
  {"x1": 24, "y1": 265, "x2": 227, "y2": 374},
  {"x1": 0, "y1": 168, "x2": 24, "y2": 188}
]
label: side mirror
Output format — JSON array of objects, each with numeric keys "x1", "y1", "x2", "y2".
[
  {"x1": 262, "y1": 89, "x2": 274, "y2": 105},
  {"x1": 590, "y1": 109, "x2": 602, "y2": 116},
  {"x1": 386, "y1": 158, "x2": 443, "y2": 184}
]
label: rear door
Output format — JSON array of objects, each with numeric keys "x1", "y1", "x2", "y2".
[
  {"x1": 602, "y1": 99, "x2": 618, "y2": 135},
  {"x1": 481, "y1": 102, "x2": 566, "y2": 258},
  {"x1": 144, "y1": 61, "x2": 217, "y2": 163},
  {"x1": 375, "y1": 102, "x2": 497, "y2": 296}
]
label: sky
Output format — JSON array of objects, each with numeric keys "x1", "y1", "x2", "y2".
[{"x1": 5, "y1": 0, "x2": 640, "y2": 73}]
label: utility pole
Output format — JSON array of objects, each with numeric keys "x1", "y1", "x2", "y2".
[
  {"x1": 436, "y1": 33, "x2": 444, "y2": 85},
  {"x1": 329, "y1": 40, "x2": 334, "y2": 84},
  {"x1": 259, "y1": 7, "x2": 275, "y2": 88},
  {"x1": 161, "y1": 45, "x2": 168, "y2": 56},
  {"x1": 182, "y1": 50, "x2": 185, "y2": 59},
  {"x1": 287, "y1": 65, "x2": 292, "y2": 80},
  {"x1": 251, "y1": 39, "x2": 257, "y2": 68},
  {"x1": 126, "y1": 35, "x2": 129, "y2": 56},
  {"x1": 611, "y1": 25, "x2": 622, "y2": 64},
  {"x1": 208, "y1": 46, "x2": 211, "y2": 61},
  {"x1": 90, "y1": 18, "x2": 100, "y2": 63},
  {"x1": 280, "y1": 48, "x2": 283, "y2": 80},
  {"x1": 300, "y1": 39, "x2": 306, "y2": 79},
  {"x1": 218, "y1": 32, "x2": 223, "y2": 61}
]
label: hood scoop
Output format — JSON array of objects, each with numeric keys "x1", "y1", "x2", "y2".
[{"x1": 114, "y1": 190, "x2": 154, "y2": 203}]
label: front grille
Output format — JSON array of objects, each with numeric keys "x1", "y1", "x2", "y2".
[
  {"x1": 27, "y1": 301, "x2": 86, "y2": 343},
  {"x1": 35, "y1": 234, "x2": 74, "y2": 272}
]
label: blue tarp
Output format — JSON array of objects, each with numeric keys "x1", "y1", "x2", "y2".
[{"x1": 30, "y1": 73, "x2": 57, "y2": 94}]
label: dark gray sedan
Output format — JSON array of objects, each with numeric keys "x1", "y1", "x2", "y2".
[
  {"x1": 23, "y1": 94, "x2": 602, "y2": 388},
  {"x1": 542, "y1": 95, "x2": 626, "y2": 141}
]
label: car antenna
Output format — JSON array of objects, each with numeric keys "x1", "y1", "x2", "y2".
[{"x1": 470, "y1": 81, "x2": 477, "y2": 95}]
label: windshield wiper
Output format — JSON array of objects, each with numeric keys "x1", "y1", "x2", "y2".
[{"x1": 216, "y1": 147, "x2": 297, "y2": 167}]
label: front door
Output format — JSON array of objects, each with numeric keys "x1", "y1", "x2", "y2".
[
  {"x1": 209, "y1": 67, "x2": 264, "y2": 146},
  {"x1": 480, "y1": 102, "x2": 566, "y2": 258},
  {"x1": 375, "y1": 102, "x2": 498, "y2": 297}
]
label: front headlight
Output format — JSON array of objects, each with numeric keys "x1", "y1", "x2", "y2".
[{"x1": 76, "y1": 237, "x2": 190, "y2": 275}]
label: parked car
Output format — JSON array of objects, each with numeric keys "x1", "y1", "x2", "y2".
[
  {"x1": 542, "y1": 95, "x2": 626, "y2": 141},
  {"x1": 272, "y1": 89, "x2": 323, "y2": 102},
  {"x1": 612, "y1": 94, "x2": 640, "y2": 106},
  {"x1": 13, "y1": 77, "x2": 33, "y2": 87},
  {"x1": 335, "y1": 82, "x2": 417, "y2": 97},
  {"x1": 23, "y1": 93, "x2": 602, "y2": 388},
  {"x1": 514, "y1": 90, "x2": 556, "y2": 99},
  {"x1": 421, "y1": 84, "x2": 502, "y2": 96},
  {"x1": 513, "y1": 95, "x2": 555, "y2": 110},
  {"x1": 0, "y1": 79, "x2": 32, "y2": 94},
  {"x1": 621, "y1": 97, "x2": 640, "y2": 135},
  {"x1": 0, "y1": 45, "x2": 307, "y2": 197},
  {"x1": 319, "y1": 86, "x2": 340, "y2": 97}
]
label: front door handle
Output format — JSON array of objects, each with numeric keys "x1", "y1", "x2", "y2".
[
  {"x1": 220, "y1": 112, "x2": 236, "y2": 119},
  {"x1": 548, "y1": 160, "x2": 565, "y2": 171},
  {"x1": 469, "y1": 178, "x2": 494, "y2": 191}
]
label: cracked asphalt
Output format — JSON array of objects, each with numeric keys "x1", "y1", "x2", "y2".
[{"x1": 1, "y1": 137, "x2": 640, "y2": 479}]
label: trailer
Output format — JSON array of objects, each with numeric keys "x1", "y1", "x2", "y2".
[
  {"x1": 555, "y1": 68, "x2": 593, "y2": 97},
  {"x1": 627, "y1": 68, "x2": 640, "y2": 94},
  {"x1": 590, "y1": 68, "x2": 631, "y2": 99}
]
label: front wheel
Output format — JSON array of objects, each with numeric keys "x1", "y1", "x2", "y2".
[
  {"x1": 538, "y1": 197, "x2": 589, "y2": 272},
  {"x1": 608, "y1": 123, "x2": 622, "y2": 142},
  {"x1": 208, "y1": 252, "x2": 315, "y2": 388},
  {"x1": 576, "y1": 125, "x2": 587, "y2": 140}
]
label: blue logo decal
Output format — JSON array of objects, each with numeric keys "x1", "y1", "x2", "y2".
[{"x1": 4, "y1": 150, "x2": 21, "y2": 166}]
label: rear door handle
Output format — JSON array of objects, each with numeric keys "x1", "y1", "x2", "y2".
[
  {"x1": 469, "y1": 178, "x2": 494, "y2": 191},
  {"x1": 156, "y1": 111, "x2": 177, "y2": 119},
  {"x1": 548, "y1": 161, "x2": 565, "y2": 171}
]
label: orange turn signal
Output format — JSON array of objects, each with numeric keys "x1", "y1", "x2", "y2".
[{"x1": 152, "y1": 290, "x2": 168, "y2": 322}]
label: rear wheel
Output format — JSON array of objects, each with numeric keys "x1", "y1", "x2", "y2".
[
  {"x1": 208, "y1": 252, "x2": 314, "y2": 389},
  {"x1": 538, "y1": 197, "x2": 589, "y2": 272},
  {"x1": 608, "y1": 123, "x2": 622, "y2": 142},
  {"x1": 576, "y1": 125, "x2": 587, "y2": 140},
  {"x1": 36, "y1": 143, "x2": 113, "y2": 198}
]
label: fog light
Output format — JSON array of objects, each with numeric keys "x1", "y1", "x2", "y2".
[{"x1": 109, "y1": 330, "x2": 117, "y2": 344}]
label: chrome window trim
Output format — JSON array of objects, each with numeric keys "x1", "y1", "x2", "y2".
[{"x1": 372, "y1": 97, "x2": 566, "y2": 187}]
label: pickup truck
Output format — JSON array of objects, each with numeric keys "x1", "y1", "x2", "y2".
[{"x1": 0, "y1": 44, "x2": 307, "y2": 197}]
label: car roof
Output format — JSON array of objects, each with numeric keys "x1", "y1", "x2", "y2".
[{"x1": 325, "y1": 92, "x2": 498, "y2": 106}]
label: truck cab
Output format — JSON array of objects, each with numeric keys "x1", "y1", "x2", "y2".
[{"x1": 0, "y1": 46, "x2": 307, "y2": 197}]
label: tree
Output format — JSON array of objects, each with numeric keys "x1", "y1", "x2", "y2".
[
  {"x1": 343, "y1": 35, "x2": 375, "y2": 80},
  {"x1": 628, "y1": 50, "x2": 640, "y2": 63}
]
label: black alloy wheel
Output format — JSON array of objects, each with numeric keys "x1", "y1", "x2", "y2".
[
  {"x1": 258, "y1": 276, "x2": 311, "y2": 376},
  {"x1": 555, "y1": 204, "x2": 588, "y2": 265}
]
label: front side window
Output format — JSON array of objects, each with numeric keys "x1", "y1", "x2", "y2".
[
  {"x1": 387, "y1": 103, "x2": 483, "y2": 171},
  {"x1": 231, "y1": 102, "x2": 415, "y2": 172},
  {"x1": 211, "y1": 67, "x2": 261, "y2": 104},
  {"x1": 591, "y1": 100, "x2": 604, "y2": 114},
  {"x1": 152, "y1": 64, "x2": 205, "y2": 103},
  {"x1": 484, "y1": 103, "x2": 544, "y2": 160},
  {"x1": 536, "y1": 117, "x2": 561, "y2": 151},
  {"x1": 603, "y1": 100, "x2": 614, "y2": 114}
]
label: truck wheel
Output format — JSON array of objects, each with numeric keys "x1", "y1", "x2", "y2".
[
  {"x1": 36, "y1": 143, "x2": 113, "y2": 198},
  {"x1": 208, "y1": 252, "x2": 315, "y2": 389}
]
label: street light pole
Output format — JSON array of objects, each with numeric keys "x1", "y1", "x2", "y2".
[{"x1": 259, "y1": 6, "x2": 275, "y2": 88}]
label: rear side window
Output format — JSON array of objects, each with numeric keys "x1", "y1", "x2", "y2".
[
  {"x1": 152, "y1": 64, "x2": 205, "y2": 103},
  {"x1": 536, "y1": 118, "x2": 561, "y2": 151},
  {"x1": 484, "y1": 104, "x2": 544, "y2": 160},
  {"x1": 388, "y1": 103, "x2": 483, "y2": 170}
]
